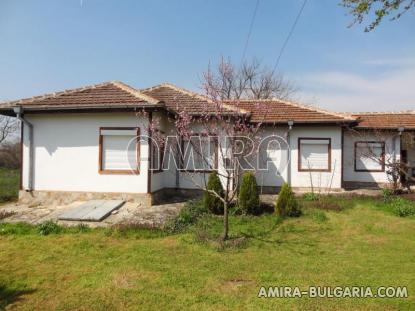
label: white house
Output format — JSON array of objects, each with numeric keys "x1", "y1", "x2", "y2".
[{"x1": 0, "y1": 81, "x2": 414, "y2": 205}]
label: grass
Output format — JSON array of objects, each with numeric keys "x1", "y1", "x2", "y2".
[
  {"x1": 1, "y1": 196, "x2": 414, "y2": 310},
  {"x1": 0, "y1": 167, "x2": 19, "y2": 203}
]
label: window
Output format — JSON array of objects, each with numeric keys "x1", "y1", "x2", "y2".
[
  {"x1": 354, "y1": 141, "x2": 385, "y2": 172},
  {"x1": 181, "y1": 135, "x2": 217, "y2": 172},
  {"x1": 99, "y1": 127, "x2": 140, "y2": 174},
  {"x1": 298, "y1": 138, "x2": 331, "y2": 172}
]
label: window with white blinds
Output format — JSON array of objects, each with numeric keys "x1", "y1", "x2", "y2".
[
  {"x1": 298, "y1": 138, "x2": 331, "y2": 172},
  {"x1": 355, "y1": 141, "x2": 384, "y2": 172},
  {"x1": 99, "y1": 128, "x2": 139, "y2": 174}
]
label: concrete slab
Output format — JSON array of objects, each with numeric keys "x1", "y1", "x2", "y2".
[
  {"x1": 0, "y1": 200, "x2": 184, "y2": 228},
  {"x1": 58, "y1": 200, "x2": 125, "y2": 221}
]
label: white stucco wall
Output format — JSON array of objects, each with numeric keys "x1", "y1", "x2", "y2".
[
  {"x1": 22, "y1": 112, "x2": 150, "y2": 194},
  {"x1": 21, "y1": 111, "x2": 345, "y2": 195},
  {"x1": 343, "y1": 130, "x2": 400, "y2": 183},
  {"x1": 254, "y1": 126, "x2": 289, "y2": 188},
  {"x1": 289, "y1": 126, "x2": 343, "y2": 189},
  {"x1": 150, "y1": 111, "x2": 177, "y2": 192}
]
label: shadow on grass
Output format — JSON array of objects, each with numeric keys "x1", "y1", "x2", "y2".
[{"x1": 0, "y1": 284, "x2": 36, "y2": 310}]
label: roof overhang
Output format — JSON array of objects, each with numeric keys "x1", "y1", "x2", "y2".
[{"x1": 0, "y1": 103, "x2": 165, "y2": 117}]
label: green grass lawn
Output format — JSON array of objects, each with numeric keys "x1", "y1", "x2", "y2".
[
  {"x1": 1, "y1": 197, "x2": 414, "y2": 310},
  {"x1": 0, "y1": 167, "x2": 19, "y2": 204}
]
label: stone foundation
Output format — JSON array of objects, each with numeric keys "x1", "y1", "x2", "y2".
[
  {"x1": 19, "y1": 190, "x2": 152, "y2": 207},
  {"x1": 342, "y1": 181, "x2": 387, "y2": 190}
]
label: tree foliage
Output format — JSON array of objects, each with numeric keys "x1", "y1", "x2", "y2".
[
  {"x1": 203, "y1": 171, "x2": 225, "y2": 215},
  {"x1": 276, "y1": 183, "x2": 301, "y2": 217},
  {"x1": 341, "y1": 0, "x2": 415, "y2": 31},
  {"x1": 0, "y1": 116, "x2": 18, "y2": 145}
]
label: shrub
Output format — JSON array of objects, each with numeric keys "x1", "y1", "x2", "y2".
[
  {"x1": 37, "y1": 221, "x2": 62, "y2": 236},
  {"x1": 390, "y1": 197, "x2": 415, "y2": 217},
  {"x1": 203, "y1": 171, "x2": 224, "y2": 214},
  {"x1": 165, "y1": 200, "x2": 208, "y2": 233},
  {"x1": 276, "y1": 183, "x2": 301, "y2": 217},
  {"x1": 238, "y1": 172, "x2": 260, "y2": 215}
]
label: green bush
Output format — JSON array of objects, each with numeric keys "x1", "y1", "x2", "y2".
[
  {"x1": 165, "y1": 200, "x2": 208, "y2": 233},
  {"x1": 203, "y1": 171, "x2": 224, "y2": 215},
  {"x1": 37, "y1": 221, "x2": 62, "y2": 236},
  {"x1": 276, "y1": 183, "x2": 301, "y2": 217},
  {"x1": 390, "y1": 197, "x2": 415, "y2": 217},
  {"x1": 238, "y1": 172, "x2": 260, "y2": 215}
]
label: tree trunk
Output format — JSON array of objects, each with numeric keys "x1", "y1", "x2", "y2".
[{"x1": 222, "y1": 202, "x2": 229, "y2": 241}]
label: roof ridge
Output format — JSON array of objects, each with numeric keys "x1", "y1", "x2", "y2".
[
  {"x1": 3, "y1": 81, "x2": 115, "y2": 106},
  {"x1": 111, "y1": 81, "x2": 160, "y2": 105},
  {"x1": 142, "y1": 82, "x2": 250, "y2": 115},
  {"x1": 2, "y1": 81, "x2": 160, "y2": 107}
]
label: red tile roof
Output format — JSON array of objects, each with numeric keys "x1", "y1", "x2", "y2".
[
  {"x1": 224, "y1": 99, "x2": 355, "y2": 123},
  {"x1": 0, "y1": 81, "x2": 161, "y2": 112},
  {"x1": 5, "y1": 81, "x2": 413, "y2": 128},
  {"x1": 143, "y1": 83, "x2": 354, "y2": 123},
  {"x1": 353, "y1": 112, "x2": 415, "y2": 130},
  {"x1": 141, "y1": 83, "x2": 246, "y2": 116}
]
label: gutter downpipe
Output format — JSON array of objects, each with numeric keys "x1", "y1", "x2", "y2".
[
  {"x1": 14, "y1": 106, "x2": 34, "y2": 191},
  {"x1": 287, "y1": 120, "x2": 294, "y2": 186}
]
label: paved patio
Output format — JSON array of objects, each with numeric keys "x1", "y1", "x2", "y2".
[{"x1": 0, "y1": 200, "x2": 184, "y2": 228}]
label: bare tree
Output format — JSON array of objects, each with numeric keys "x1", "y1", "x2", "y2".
[
  {"x1": 0, "y1": 116, "x2": 18, "y2": 145},
  {"x1": 203, "y1": 58, "x2": 296, "y2": 100}
]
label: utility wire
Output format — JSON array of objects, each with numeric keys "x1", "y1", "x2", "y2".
[
  {"x1": 241, "y1": 0, "x2": 260, "y2": 63},
  {"x1": 272, "y1": 0, "x2": 308, "y2": 75}
]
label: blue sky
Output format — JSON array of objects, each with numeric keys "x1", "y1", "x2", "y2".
[{"x1": 0, "y1": 0, "x2": 414, "y2": 111}]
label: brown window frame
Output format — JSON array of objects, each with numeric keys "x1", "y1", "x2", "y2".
[
  {"x1": 354, "y1": 141, "x2": 385, "y2": 172},
  {"x1": 180, "y1": 134, "x2": 219, "y2": 173},
  {"x1": 99, "y1": 127, "x2": 140, "y2": 175},
  {"x1": 298, "y1": 137, "x2": 332, "y2": 172}
]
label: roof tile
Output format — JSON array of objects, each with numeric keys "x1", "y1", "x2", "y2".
[{"x1": 353, "y1": 112, "x2": 415, "y2": 129}]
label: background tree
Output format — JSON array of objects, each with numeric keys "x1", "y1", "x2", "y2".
[
  {"x1": 0, "y1": 116, "x2": 18, "y2": 145},
  {"x1": 203, "y1": 58, "x2": 296, "y2": 100},
  {"x1": 341, "y1": 0, "x2": 415, "y2": 31},
  {"x1": 0, "y1": 142, "x2": 21, "y2": 168}
]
